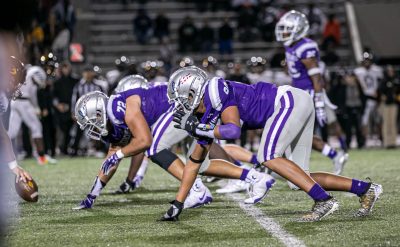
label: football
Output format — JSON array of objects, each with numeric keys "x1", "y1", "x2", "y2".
[{"x1": 15, "y1": 178, "x2": 39, "y2": 202}]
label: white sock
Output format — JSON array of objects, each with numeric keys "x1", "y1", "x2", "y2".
[
  {"x1": 90, "y1": 176, "x2": 105, "y2": 197},
  {"x1": 136, "y1": 158, "x2": 149, "y2": 177},
  {"x1": 321, "y1": 144, "x2": 332, "y2": 156}
]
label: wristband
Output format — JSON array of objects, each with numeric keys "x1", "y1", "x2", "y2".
[
  {"x1": 189, "y1": 155, "x2": 205, "y2": 164},
  {"x1": 307, "y1": 67, "x2": 321, "y2": 76},
  {"x1": 8, "y1": 160, "x2": 18, "y2": 170},
  {"x1": 115, "y1": 149, "x2": 125, "y2": 159}
]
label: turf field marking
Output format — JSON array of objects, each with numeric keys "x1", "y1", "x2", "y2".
[{"x1": 227, "y1": 193, "x2": 306, "y2": 247}]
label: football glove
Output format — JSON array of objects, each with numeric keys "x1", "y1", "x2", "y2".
[
  {"x1": 159, "y1": 200, "x2": 184, "y2": 222},
  {"x1": 314, "y1": 92, "x2": 327, "y2": 127},
  {"x1": 173, "y1": 110, "x2": 214, "y2": 138},
  {"x1": 101, "y1": 152, "x2": 123, "y2": 175}
]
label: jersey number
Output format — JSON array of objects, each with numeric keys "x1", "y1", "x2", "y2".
[
  {"x1": 287, "y1": 60, "x2": 300, "y2": 78},
  {"x1": 116, "y1": 101, "x2": 126, "y2": 114}
]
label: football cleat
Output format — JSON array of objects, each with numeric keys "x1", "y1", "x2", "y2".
[
  {"x1": 300, "y1": 197, "x2": 339, "y2": 222},
  {"x1": 355, "y1": 183, "x2": 383, "y2": 217},
  {"x1": 45, "y1": 155, "x2": 57, "y2": 164},
  {"x1": 244, "y1": 174, "x2": 275, "y2": 204},
  {"x1": 159, "y1": 200, "x2": 183, "y2": 221},
  {"x1": 333, "y1": 151, "x2": 348, "y2": 175},
  {"x1": 37, "y1": 155, "x2": 48, "y2": 165},
  {"x1": 216, "y1": 180, "x2": 247, "y2": 194},
  {"x1": 72, "y1": 194, "x2": 96, "y2": 210},
  {"x1": 184, "y1": 178, "x2": 213, "y2": 209}
]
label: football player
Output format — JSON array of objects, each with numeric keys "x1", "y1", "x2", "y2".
[
  {"x1": 73, "y1": 80, "x2": 273, "y2": 209},
  {"x1": 1, "y1": 55, "x2": 32, "y2": 182},
  {"x1": 275, "y1": 10, "x2": 347, "y2": 174},
  {"x1": 7, "y1": 65, "x2": 56, "y2": 165},
  {"x1": 161, "y1": 66, "x2": 382, "y2": 222},
  {"x1": 354, "y1": 52, "x2": 383, "y2": 143}
]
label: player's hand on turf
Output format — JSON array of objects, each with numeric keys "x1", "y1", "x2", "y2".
[
  {"x1": 173, "y1": 110, "x2": 199, "y2": 136},
  {"x1": 159, "y1": 200, "x2": 183, "y2": 221},
  {"x1": 314, "y1": 92, "x2": 327, "y2": 127},
  {"x1": 12, "y1": 166, "x2": 32, "y2": 183},
  {"x1": 101, "y1": 153, "x2": 121, "y2": 175}
]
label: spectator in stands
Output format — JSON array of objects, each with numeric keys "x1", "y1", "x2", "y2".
[
  {"x1": 51, "y1": 0, "x2": 76, "y2": 40},
  {"x1": 257, "y1": 3, "x2": 279, "y2": 42},
  {"x1": 52, "y1": 62, "x2": 79, "y2": 155},
  {"x1": 133, "y1": 8, "x2": 153, "y2": 45},
  {"x1": 154, "y1": 12, "x2": 170, "y2": 43},
  {"x1": 70, "y1": 66, "x2": 104, "y2": 156},
  {"x1": 322, "y1": 13, "x2": 341, "y2": 50},
  {"x1": 379, "y1": 65, "x2": 400, "y2": 148},
  {"x1": 227, "y1": 61, "x2": 250, "y2": 84},
  {"x1": 198, "y1": 19, "x2": 215, "y2": 53},
  {"x1": 218, "y1": 18, "x2": 234, "y2": 55},
  {"x1": 302, "y1": 3, "x2": 326, "y2": 39},
  {"x1": 178, "y1": 16, "x2": 198, "y2": 52},
  {"x1": 237, "y1": 5, "x2": 256, "y2": 42}
]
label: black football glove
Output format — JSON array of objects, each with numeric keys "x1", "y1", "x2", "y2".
[
  {"x1": 173, "y1": 110, "x2": 200, "y2": 137},
  {"x1": 159, "y1": 200, "x2": 183, "y2": 222}
]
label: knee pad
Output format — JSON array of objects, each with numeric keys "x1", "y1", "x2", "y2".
[{"x1": 150, "y1": 149, "x2": 178, "y2": 171}]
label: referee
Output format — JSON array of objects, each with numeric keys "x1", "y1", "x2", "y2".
[{"x1": 70, "y1": 66, "x2": 104, "y2": 156}]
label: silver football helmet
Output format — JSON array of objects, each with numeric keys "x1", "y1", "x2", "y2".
[
  {"x1": 114, "y1": 75, "x2": 149, "y2": 93},
  {"x1": 74, "y1": 91, "x2": 109, "y2": 140},
  {"x1": 167, "y1": 66, "x2": 208, "y2": 113},
  {"x1": 275, "y1": 10, "x2": 309, "y2": 46}
]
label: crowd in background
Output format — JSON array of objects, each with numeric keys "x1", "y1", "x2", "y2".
[{"x1": 14, "y1": 0, "x2": 400, "y2": 160}]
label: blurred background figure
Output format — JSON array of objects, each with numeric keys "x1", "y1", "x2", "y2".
[
  {"x1": 379, "y1": 65, "x2": 400, "y2": 148},
  {"x1": 154, "y1": 11, "x2": 170, "y2": 43},
  {"x1": 198, "y1": 19, "x2": 215, "y2": 53},
  {"x1": 132, "y1": 8, "x2": 152, "y2": 45},
  {"x1": 70, "y1": 66, "x2": 104, "y2": 156},
  {"x1": 52, "y1": 62, "x2": 78, "y2": 155},
  {"x1": 218, "y1": 17, "x2": 234, "y2": 56},
  {"x1": 178, "y1": 16, "x2": 198, "y2": 52}
]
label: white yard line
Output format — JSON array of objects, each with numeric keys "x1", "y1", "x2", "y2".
[{"x1": 227, "y1": 193, "x2": 306, "y2": 247}]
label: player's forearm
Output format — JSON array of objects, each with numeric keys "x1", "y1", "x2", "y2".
[
  {"x1": 121, "y1": 136, "x2": 152, "y2": 157},
  {"x1": 214, "y1": 123, "x2": 241, "y2": 140},
  {"x1": 310, "y1": 73, "x2": 323, "y2": 93},
  {"x1": 176, "y1": 161, "x2": 201, "y2": 202}
]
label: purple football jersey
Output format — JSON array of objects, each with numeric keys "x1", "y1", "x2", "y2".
[
  {"x1": 104, "y1": 85, "x2": 172, "y2": 145},
  {"x1": 199, "y1": 77, "x2": 278, "y2": 132},
  {"x1": 284, "y1": 38, "x2": 320, "y2": 90}
]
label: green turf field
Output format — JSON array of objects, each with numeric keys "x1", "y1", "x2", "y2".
[{"x1": 5, "y1": 149, "x2": 400, "y2": 247}]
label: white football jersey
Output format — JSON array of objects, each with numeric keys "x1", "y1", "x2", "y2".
[
  {"x1": 354, "y1": 64, "x2": 383, "y2": 97},
  {"x1": 19, "y1": 77, "x2": 39, "y2": 106}
]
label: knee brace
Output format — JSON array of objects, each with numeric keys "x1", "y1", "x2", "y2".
[{"x1": 150, "y1": 149, "x2": 178, "y2": 171}]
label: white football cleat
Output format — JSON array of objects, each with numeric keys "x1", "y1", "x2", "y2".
[
  {"x1": 244, "y1": 173, "x2": 275, "y2": 204},
  {"x1": 184, "y1": 178, "x2": 213, "y2": 209},
  {"x1": 333, "y1": 151, "x2": 349, "y2": 175},
  {"x1": 45, "y1": 155, "x2": 57, "y2": 164},
  {"x1": 216, "y1": 180, "x2": 247, "y2": 194}
]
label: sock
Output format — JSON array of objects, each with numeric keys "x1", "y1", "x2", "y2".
[
  {"x1": 350, "y1": 179, "x2": 371, "y2": 196},
  {"x1": 250, "y1": 154, "x2": 259, "y2": 165},
  {"x1": 339, "y1": 137, "x2": 348, "y2": 151},
  {"x1": 322, "y1": 144, "x2": 337, "y2": 159},
  {"x1": 308, "y1": 184, "x2": 331, "y2": 201},
  {"x1": 89, "y1": 176, "x2": 106, "y2": 197},
  {"x1": 240, "y1": 168, "x2": 261, "y2": 183},
  {"x1": 137, "y1": 158, "x2": 148, "y2": 177},
  {"x1": 239, "y1": 169, "x2": 249, "y2": 181},
  {"x1": 234, "y1": 160, "x2": 243, "y2": 167}
]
